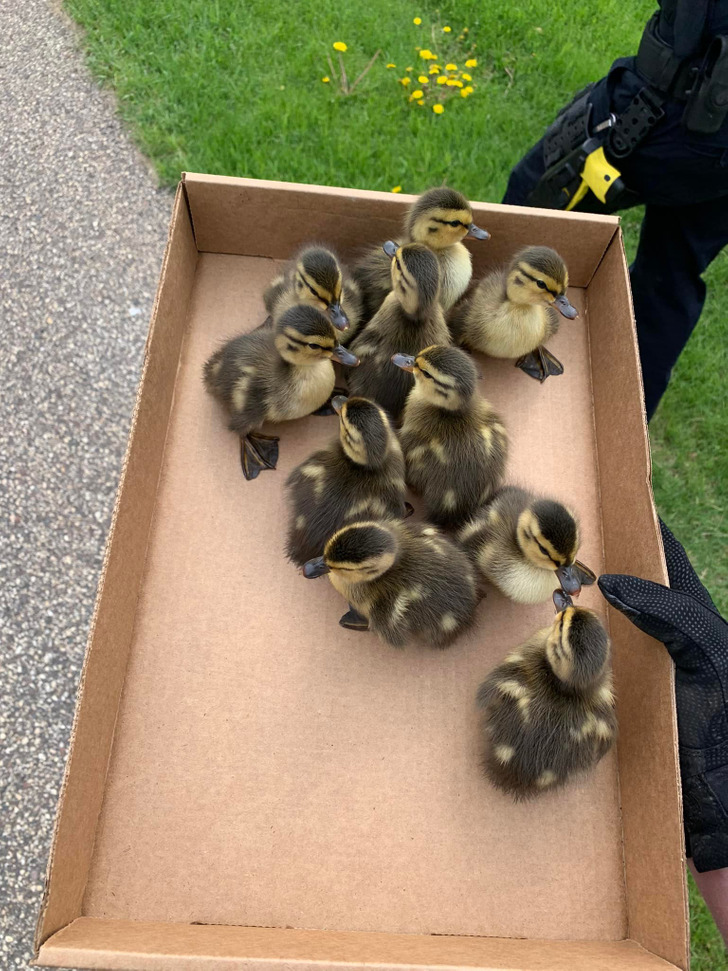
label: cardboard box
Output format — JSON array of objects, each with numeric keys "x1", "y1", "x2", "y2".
[{"x1": 34, "y1": 175, "x2": 688, "y2": 971}]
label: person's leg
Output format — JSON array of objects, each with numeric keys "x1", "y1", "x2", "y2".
[
  {"x1": 629, "y1": 195, "x2": 728, "y2": 419},
  {"x1": 502, "y1": 138, "x2": 548, "y2": 206},
  {"x1": 689, "y1": 861, "x2": 728, "y2": 947}
]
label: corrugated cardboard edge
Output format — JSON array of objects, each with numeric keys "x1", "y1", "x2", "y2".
[
  {"x1": 36, "y1": 919, "x2": 682, "y2": 971},
  {"x1": 181, "y1": 172, "x2": 618, "y2": 290},
  {"x1": 33, "y1": 185, "x2": 199, "y2": 954},
  {"x1": 588, "y1": 232, "x2": 688, "y2": 970}
]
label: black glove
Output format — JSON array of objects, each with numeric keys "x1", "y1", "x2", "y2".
[{"x1": 598, "y1": 520, "x2": 728, "y2": 872}]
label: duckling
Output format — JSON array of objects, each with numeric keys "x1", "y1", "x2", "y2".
[
  {"x1": 458, "y1": 486, "x2": 596, "y2": 603},
  {"x1": 264, "y1": 245, "x2": 364, "y2": 343},
  {"x1": 477, "y1": 588, "x2": 617, "y2": 800},
  {"x1": 302, "y1": 520, "x2": 479, "y2": 647},
  {"x1": 285, "y1": 395, "x2": 409, "y2": 566},
  {"x1": 204, "y1": 304, "x2": 359, "y2": 480},
  {"x1": 393, "y1": 345, "x2": 508, "y2": 527},
  {"x1": 449, "y1": 246, "x2": 578, "y2": 382},
  {"x1": 354, "y1": 187, "x2": 490, "y2": 318},
  {"x1": 347, "y1": 242, "x2": 451, "y2": 421}
]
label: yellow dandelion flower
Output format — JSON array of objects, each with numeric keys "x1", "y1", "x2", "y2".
[
  {"x1": 386, "y1": 62, "x2": 396, "y2": 68},
  {"x1": 464, "y1": 85, "x2": 474, "y2": 93},
  {"x1": 406, "y1": 66, "x2": 413, "y2": 72},
  {"x1": 400, "y1": 76, "x2": 411, "y2": 86},
  {"x1": 333, "y1": 41, "x2": 348, "y2": 52},
  {"x1": 391, "y1": 185, "x2": 402, "y2": 193},
  {"x1": 419, "y1": 49, "x2": 435, "y2": 60},
  {"x1": 429, "y1": 65, "x2": 440, "y2": 74},
  {"x1": 461, "y1": 72, "x2": 472, "y2": 81},
  {"x1": 463, "y1": 27, "x2": 469, "y2": 32},
  {"x1": 436, "y1": 75, "x2": 447, "y2": 84},
  {"x1": 413, "y1": 16, "x2": 422, "y2": 25},
  {"x1": 410, "y1": 90, "x2": 424, "y2": 100},
  {"x1": 445, "y1": 78, "x2": 459, "y2": 87},
  {"x1": 433, "y1": 103, "x2": 445, "y2": 114},
  {"x1": 321, "y1": 76, "x2": 330, "y2": 83},
  {"x1": 418, "y1": 75, "x2": 429, "y2": 84},
  {"x1": 460, "y1": 88, "x2": 469, "y2": 97},
  {"x1": 465, "y1": 58, "x2": 477, "y2": 67},
  {"x1": 442, "y1": 26, "x2": 452, "y2": 32},
  {"x1": 445, "y1": 62, "x2": 457, "y2": 71}
]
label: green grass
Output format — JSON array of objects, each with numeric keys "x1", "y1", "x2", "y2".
[{"x1": 64, "y1": 0, "x2": 727, "y2": 964}]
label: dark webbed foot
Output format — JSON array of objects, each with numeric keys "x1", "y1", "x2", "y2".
[
  {"x1": 313, "y1": 387, "x2": 349, "y2": 416},
  {"x1": 515, "y1": 346, "x2": 564, "y2": 382},
  {"x1": 339, "y1": 605, "x2": 370, "y2": 631},
  {"x1": 240, "y1": 433, "x2": 279, "y2": 480}
]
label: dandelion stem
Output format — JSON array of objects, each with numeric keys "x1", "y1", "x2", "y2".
[
  {"x1": 338, "y1": 52, "x2": 348, "y2": 94},
  {"x1": 326, "y1": 53, "x2": 336, "y2": 81},
  {"x1": 349, "y1": 48, "x2": 381, "y2": 93}
]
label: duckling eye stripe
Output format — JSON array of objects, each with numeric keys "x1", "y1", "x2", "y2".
[
  {"x1": 298, "y1": 273, "x2": 326, "y2": 303},
  {"x1": 519, "y1": 268, "x2": 557, "y2": 297},
  {"x1": 431, "y1": 218, "x2": 464, "y2": 228}
]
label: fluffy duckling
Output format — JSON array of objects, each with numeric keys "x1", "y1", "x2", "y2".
[
  {"x1": 477, "y1": 589, "x2": 616, "y2": 800},
  {"x1": 393, "y1": 345, "x2": 508, "y2": 527},
  {"x1": 450, "y1": 246, "x2": 578, "y2": 382},
  {"x1": 354, "y1": 187, "x2": 490, "y2": 317},
  {"x1": 204, "y1": 305, "x2": 359, "y2": 480},
  {"x1": 285, "y1": 395, "x2": 409, "y2": 566},
  {"x1": 347, "y1": 242, "x2": 451, "y2": 421},
  {"x1": 458, "y1": 486, "x2": 596, "y2": 603},
  {"x1": 264, "y1": 245, "x2": 364, "y2": 343},
  {"x1": 302, "y1": 520, "x2": 479, "y2": 647}
]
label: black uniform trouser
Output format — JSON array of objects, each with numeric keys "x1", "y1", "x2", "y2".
[{"x1": 502, "y1": 61, "x2": 728, "y2": 420}]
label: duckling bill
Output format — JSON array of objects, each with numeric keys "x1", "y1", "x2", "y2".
[
  {"x1": 302, "y1": 520, "x2": 479, "y2": 648},
  {"x1": 285, "y1": 395, "x2": 408, "y2": 566},
  {"x1": 203, "y1": 305, "x2": 359, "y2": 480},
  {"x1": 450, "y1": 246, "x2": 578, "y2": 382},
  {"x1": 459, "y1": 486, "x2": 596, "y2": 603},
  {"x1": 477, "y1": 589, "x2": 617, "y2": 800}
]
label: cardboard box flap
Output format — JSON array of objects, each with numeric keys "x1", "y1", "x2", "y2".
[
  {"x1": 38, "y1": 920, "x2": 682, "y2": 971},
  {"x1": 182, "y1": 173, "x2": 618, "y2": 288}
]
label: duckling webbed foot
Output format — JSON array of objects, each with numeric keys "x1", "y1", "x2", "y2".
[
  {"x1": 339, "y1": 605, "x2": 370, "y2": 632},
  {"x1": 313, "y1": 387, "x2": 349, "y2": 417},
  {"x1": 574, "y1": 560, "x2": 597, "y2": 586},
  {"x1": 516, "y1": 346, "x2": 564, "y2": 382},
  {"x1": 240, "y1": 433, "x2": 280, "y2": 480}
]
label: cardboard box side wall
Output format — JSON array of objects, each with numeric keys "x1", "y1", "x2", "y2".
[
  {"x1": 35, "y1": 187, "x2": 199, "y2": 949},
  {"x1": 38, "y1": 920, "x2": 681, "y2": 971},
  {"x1": 181, "y1": 173, "x2": 618, "y2": 289},
  {"x1": 588, "y1": 239, "x2": 688, "y2": 970}
]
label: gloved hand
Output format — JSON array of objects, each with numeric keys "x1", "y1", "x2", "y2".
[{"x1": 598, "y1": 520, "x2": 728, "y2": 872}]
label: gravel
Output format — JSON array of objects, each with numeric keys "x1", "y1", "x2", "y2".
[{"x1": 0, "y1": 2, "x2": 171, "y2": 967}]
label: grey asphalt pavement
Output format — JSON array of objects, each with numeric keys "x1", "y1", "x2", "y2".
[{"x1": 0, "y1": 1, "x2": 171, "y2": 966}]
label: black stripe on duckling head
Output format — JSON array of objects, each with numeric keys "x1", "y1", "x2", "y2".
[
  {"x1": 275, "y1": 304, "x2": 336, "y2": 344},
  {"x1": 416, "y1": 344, "x2": 477, "y2": 398},
  {"x1": 406, "y1": 186, "x2": 471, "y2": 231},
  {"x1": 531, "y1": 499, "x2": 579, "y2": 561},
  {"x1": 324, "y1": 521, "x2": 399, "y2": 568},
  {"x1": 399, "y1": 243, "x2": 440, "y2": 309},
  {"x1": 341, "y1": 397, "x2": 391, "y2": 460},
  {"x1": 557, "y1": 607, "x2": 609, "y2": 689},
  {"x1": 297, "y1": 245, "x2": 342, "y2": 297},
  {"x1": 512, "y1": 246, "x2": 569, "y2": 292}
]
